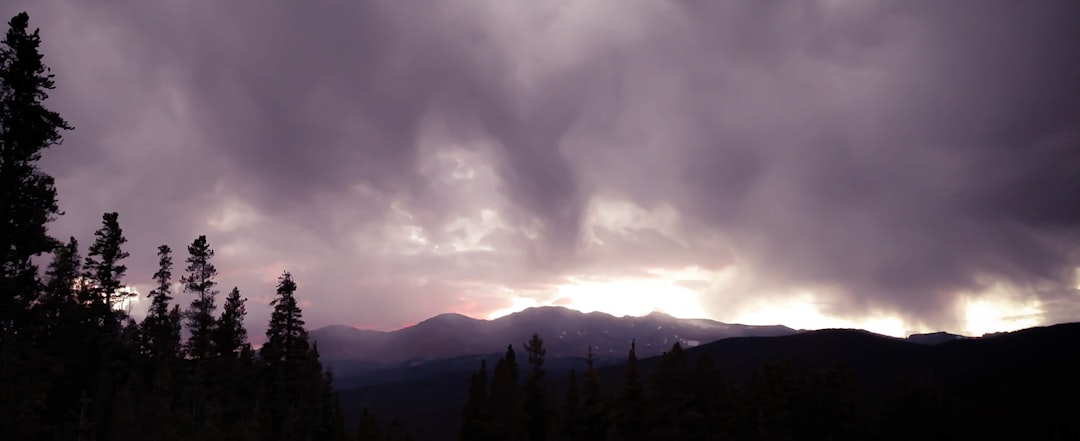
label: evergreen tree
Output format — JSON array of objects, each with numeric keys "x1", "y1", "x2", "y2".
[
  {"x1": 262, "y1": 271, "x2": 308, "y2": 365},
  {"x1": 685, "y1": 352, "x2": 734, "y2": 440},
  {"x1": 38, "y1": 236, "x2": 80, "y2": 334},
  {"x1": 488, "y1": 344, "x2": 521, "y2": 439},
  {"x1": 522, "y1": 333, "x2": 549, "y2": 441},
  {"x1": 0, "y1": 11, "x2": 72, "y2": 336},
  {"x1": 262, "y1": 271, "x2": 331, "y2": 441},
  {"x1": 460, "y1": 359, "x2": 489, "y2": 441},
  {"x1": 615, "y1": 340, "x2": 645, "y2": 441},
  {"x1": 213, "y1": 286, "x2": 248, "y2": 360},
  {"x1": 182, "y1": 235, "x2": 218, "y2": 361},
  {"x1": 141, "y1": 244, "x2": 182, "y2": 362},
  {"x1": 578, "y1": 345, "x2": 608, "y2": 440},
  {"x1": 83, "y1": 212, "x2": 130, "y2": 309},
  {"x1": 647, "y1": 343, "x2": 690, "y2": 440}
]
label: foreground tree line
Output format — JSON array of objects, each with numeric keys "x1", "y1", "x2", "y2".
[
  {"x1": 459, "y1": 334, "x2": 962, "y2": 441},
  {"x1": 0, "y1": 12, "x2": 411, "y2": 441}
]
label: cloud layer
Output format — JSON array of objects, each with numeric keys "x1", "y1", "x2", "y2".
[{"x1": 6, "y1": 0, "x2": 1080, "y2": 337}]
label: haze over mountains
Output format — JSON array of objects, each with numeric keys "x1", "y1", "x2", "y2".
[
  {"x1": 310, "y1": 305, "x2": 986, "y2": 386},
  {"x1": 310, "y1": 306, "x2": 797, "y2": 364}
]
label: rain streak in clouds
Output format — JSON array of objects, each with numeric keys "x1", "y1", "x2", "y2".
[{"x1": 7, "y1": 0, "x2": 1080, "y2": 338}]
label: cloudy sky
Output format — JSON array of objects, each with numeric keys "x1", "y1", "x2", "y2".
[{"x1": 5, "y1": 0, "x2": 1079, "y2": 339}]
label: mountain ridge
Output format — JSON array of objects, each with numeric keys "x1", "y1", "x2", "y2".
[{"x1": 311, "y1": 305, "x2": 796, "y2": 364}]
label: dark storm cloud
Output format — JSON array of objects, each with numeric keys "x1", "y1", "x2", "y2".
[{"x1": 5, "y1": 0, "x2": 1079, "y2": 333}]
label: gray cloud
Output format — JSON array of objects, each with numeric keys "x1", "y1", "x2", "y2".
[{"x1": 5, "y1": 0, "x2": 1079, "y2": 336}]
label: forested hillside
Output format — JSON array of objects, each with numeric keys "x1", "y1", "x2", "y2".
[{"x1": 448, "y1": 326, "x2": 1080, "y2": 441}]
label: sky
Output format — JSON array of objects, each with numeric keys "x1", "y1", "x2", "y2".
[{"x1": 4, "y1": 0, "x2": 1079, "y2": 339}]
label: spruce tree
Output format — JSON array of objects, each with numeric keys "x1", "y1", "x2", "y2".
[
  {"x1": 615, "y1": 340, "x2": 644, "y2": 441},
  {"x1": 579, "y1": 345, "x2": 608, "y2": 440},
  {"x1": 522, "y1": 333, "x2": 548, "y2": 441},
  {"x1": 460, "y1": 359, "x2": 489, "y2": 441},
  {"x1": 262, "y1": 271, "x2": 308, "y2": 365},
  {"x1": 488, "y1": 345, "x2": 520, "y2": 439},
  {"x1": 261, "y1": 271, "x2": 315, "y2": 441},
  {"x1": 84, "y1": 212, "x2": 130, "y2": 310},
  {"x1": 141, "y1": 245, "x2": 181, "y2": 362},
  {"x1": 38, "y1": 236, "x2": 80, "y2": 334},
  {"x1": 0, "y1": 11, "x2": 72, "y2": 335},
  {"x1": 647, "y1": 343, "x2": 690, "y2": 440},
  {"x1": 213, "y1": 286, "x2": 248, "y2": 360},
  {"x1": 182, "y1": 235, "x2": 218, "y2": 361}
]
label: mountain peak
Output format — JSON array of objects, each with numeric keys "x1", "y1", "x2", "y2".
[{"x1": 419, "y1": 312, "x2": 478, "y2": 325}]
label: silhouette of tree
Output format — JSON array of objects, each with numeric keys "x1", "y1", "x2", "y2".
[
  {"x1": 575, "y1": 345, "x2": 608, "y2": 440},
  {"x1": 0, "y1": 10, "x2": 72, "y2": 336},
  {"x1": 84, "y1": 212, "x2": 130, "y2": 309},
  {"x1": 647, "y1": 342, "x2": 690, "y2": 440},
  {"x1": 182, "y1": 235, "x2": 219, "y2": 362},
  {"x1": 38, "y1": 236, "x2": 80, "y2": 334},
  {"x1": 460, "y1": 359, "x2": 489, "y2": 441},
  {"x1": 141, "y1": 245, "x2": 182, "y2": 363},
  {"x1": 615, "y1": 340, "x2": 645, "y2": 441},
  {"x1": 488, "y1": 344, "x2": 521, "y2": 439},
  {"x1": 522, "y1": 333, "x2": 549, "y2": 441},
  {"x1": 214, "y1": 286, "x2": 249, "y2": 360}
]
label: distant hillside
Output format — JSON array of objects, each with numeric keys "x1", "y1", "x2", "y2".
[{"x1": 338, "y1": 322, "x2": 1080, "y2": 441}]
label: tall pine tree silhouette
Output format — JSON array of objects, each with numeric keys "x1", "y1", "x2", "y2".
[
  {"x1": 140, "y1": 244, "x2": 181, "y2": 363},
  {"x1": 522, "y1": 333, "x2": 548, "y2": 441},
  {"x1": 84, "y1": 212, "x2": 130, "y2": 311},
  {"x1": 182, "y1": 235, "x2": 218, "y2": 361},
  {"x1": 214, "y1": 287, "x2": 248, "y2": 360},
  {"x1": 0, "y1": 11, "x2": 72, "y2": 336}
]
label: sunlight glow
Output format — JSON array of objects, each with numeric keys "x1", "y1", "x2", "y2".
[
  {"x1": 486, "y1": 296, "x2": 541, "y2": 320},
  {"x1": 962, "y1": 297, "x2": 1042, "y2": 336},
  {"x1": 734, "y1": 293, "x2": 910, "y2": 337},
  {"x1": 487, "y1": 267, "x2": 714, "y2": 321}
]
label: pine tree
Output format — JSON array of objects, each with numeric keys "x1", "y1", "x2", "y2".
[
  {"x1": 615, "y1": 340, "x2": 645, "y2": 441},
  {"x1": 577, "y1": 345, "x2": 608, "y2": 440},
  {"x1": 262, "y1": 271, "x2": 308, "y2": 365},
  {"x1": 685, "y1": 352, "x2": 733, "y2": 440},
  {"x1": 141, "y1": 245, "x2": 181, "y2": 362},
  {"x1": 261, "y1": 271, "x2": 318, "y2": 441},
  {"x1": 213, "y1": 287, "x2": 248, "y2": 360},
  {"x1": 182, "y1": 235, "x2": 218, "y2": 361},
  {"x1": 488, "y1": 345, "x2": 521, "y2": 439},
  {"x1": 522, "y1": 333, "x2": 548, "y2": 441},
  {"x1": 460, "y1": 359, "x2": 489, "y2": 441},
  {"x1": 83, "y1": 212, "x2": 130, "y2": 309},
  {"x1": 0, "y1": 11, "x2": 73, "y2": 336},
  {"x1": 38, "y1": 236, "x2": 80, "y2": 334},
  {"x1": 647, "y1": 342, "x2": 690, "y2": 440}
]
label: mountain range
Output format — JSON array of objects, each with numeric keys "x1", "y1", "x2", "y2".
[
  {"x1": 310, "y1": 306, "x2": 797, "y2": 385},
  {"x1": 311, "y1": 306, "x2": 980, "y2": 389}
]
